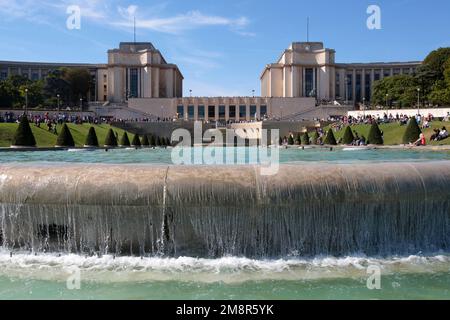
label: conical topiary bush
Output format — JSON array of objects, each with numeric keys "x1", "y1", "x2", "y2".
[
  {"x1": 150, "y1": 135, "x2": 156, "y2": 147},
  {"x1": 56, "y1": 123, "x2": 75, "y2": 147},
  {"x1": 296, "y1": 133, "x2": 302, "y2": 145},
  {"x1": 156, "y1": 136, "x2": 161, "y2": 146},
  {"x1": 288, "y1": 135, "x2": 294, "y2": 145},
  {"x1": 131, "y1": 134, "x2": 141, "y2": 147},
  {"x1": 368, "y1": 122, "x2": 384, "y2": 145},
  {"x1": 312, "y1": 130, "x2": 320, "y2": 145},
  {"x1": 324, "y1": 128, "x2": 337, "y2": 145},
  {"x1": 120, "y1": 132, "x2": 131, "y2": 147},
  {"x1": 142, "y1": 135, "x2": 150, "y2": 147},
  {"x1": 84, "y1": 127, "x2": 99, "y2": 147},
  {"x1": 104, "y1": 128, "x2": 118, "y2": 147},
  {"x1": 165, "y1": 137, "x2": 171, "y2": 146},
  {"x1": 301, "y1": 132, "x2": 310, "y2": 145},
  {"x1": 402, "y1": 117, "x2": 422, "y2": 144},
  {"x1": 342, "y1": 126, "x2": 355, "y2": 145},
  {"x1": 11, "y1": 115, "x2": 37, "y2": 148}
]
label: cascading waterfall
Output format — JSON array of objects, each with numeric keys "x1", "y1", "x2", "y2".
[{"x1": 0, "y1": 162, "x2": 449, "y2": 258}]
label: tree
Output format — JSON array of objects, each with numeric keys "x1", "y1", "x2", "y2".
[
  {"x1": 324, "y1": 128, "x2": 337, "y2": 145},
  {"x1": 402, "y1": 117, "x2": 422, "y2": 144},
  {"x1": 372, "y1": 75, "x2": 418, "y2": 108},
  {"x1": 56, "y1": 123, "x2": 75, "y2": 147},
  {"x1": 84, "y1": 127, "x2": 99, "y2": 147},
  {"x1": 301, "y1": 132, "x2": 310, "y2": 145},
  {"x1": 11, "y1": 115, "x2": 36, "y2": 147},
  {"x1": 104, "y1": 128, "x2": 118, "y2": 147},
  {"x1": 120, "y1": 132, "x2": 131, "y2": 147},
  {"x1": 131, "y1": 134, "x2": 141, "y2": 147},
  {"x1": 142, "y1": 135, "x2": 150, "y2": 147},
  {"x1": 295, "y1": 133, "x2": 301, "y2": 145},
  {"x1": 367, "y1": 122, "x2": 384, "y2": 145},
  {"x1": 342, "y1": 126, "x2": 355, "y2": 144},
  {"x1": 428, "y1": 57, "x2": 450, "y2": 106},
  {"x1": 63, "y1": 68, "x2": 92, "y2": 106},
  {"x1": 44, "y1": 69, "x2": 71, "y2": 108}
]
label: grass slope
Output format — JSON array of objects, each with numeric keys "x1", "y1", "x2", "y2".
[
  {"x1": 0, "y1": 123, "x2": 132, "y2": 148},
  {"x1": 326, "y1": 121, "x2": 450, "y2": 146}
]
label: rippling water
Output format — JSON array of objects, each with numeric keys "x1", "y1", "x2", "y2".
[
  {"x1": 0, "y1": 147, "x2": 449, "y2": 164},
  {"x1": 0, "y1": 251, "x2": 449, "y2": 299},
  {"x1": 1, "y1": 148, "x2": 449, "y2": 300}
]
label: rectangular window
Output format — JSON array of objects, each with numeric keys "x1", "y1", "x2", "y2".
[
  {"x1": 346, "y1": 74, "x2": 353, "y2": 101},
  {"x1": 31, "y1": 70, "x2": 39, "y2": 81},
  {"x1": 383, "y1": 69, "x2": 391, "y2": 78},
  {"x1": 374, "y1": 70, "x2": 381, "y2": 81},
  {"x1": 403, "y1": 68, "x2": 410, "y2": 74},
  {"x1": 0, "y1": 70, "x2": 8, "y2": 80},
  {"x1": 188, "y1": 105, "x2": 195, "y2": 120},
  {"x1": 250, "y1": 105, "x2": 257, "y2": 118},
  {"x1": 304, "y1": 68, "x2": 314, "y2": 97},
  {"x1": 229, "y1": 105, "x2": 236, "y2": 119},
  {"x1": 239, "y1": 105, "x2": 246, "y2": 119},
  {"x1": 130, "y1": 68, "x2": 138, "y2": 98},
  {"x1": 177, "y1": 105, "x2": 184, "y2": 119},
  {"x1": 219, "y1": 105, "x2": 226, "y2": 119},
  {"x1": 198, "y1": 105, "x2": 205, "y2": 120},
  {"x1": 335, "y1": 73, "x2": 341, "y2": 99},
  {"x1": 103, "y1": 74, "x2": 107, "y2": 83},
  {"x1": 260, "y1": 105, "x2": 267, "y2": 117},
  {"x1": 365, "y1": 73, "x2": 371, "y2": 102},
  {"x1": 393, "y1": 68, "x2": 400, "y2": 75},
  {"x1": 208, "y1": 106, "x2": 215, "y2": 119},
  {"x1": 355, "y1": 73, "x2": 362, "y2": 102}
]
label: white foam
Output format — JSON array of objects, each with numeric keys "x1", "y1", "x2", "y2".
[{"x1": 1, "y1": 250, "x2": 448, "y2": 284}]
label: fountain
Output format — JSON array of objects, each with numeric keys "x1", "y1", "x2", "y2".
[{"x1": 1, "y1": 162, "x2": 449, "y2": 258}]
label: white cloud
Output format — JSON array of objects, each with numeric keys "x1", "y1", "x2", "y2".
[
  {"x1": 114, "y1": 9, "x2": 250, "y2": 35},
  {"x1": 0, "y1": 1, "x2": 254, "y2": 37}
]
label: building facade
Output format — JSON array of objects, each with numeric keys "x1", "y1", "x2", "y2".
[
  {"x1": 0, "y1": 42, "x2": 183, "y2": 104},
  {"x1": 261, "y1": 42, "x2": 421, "y2": 104},
  {"x1": 0, "y1": 41, "x2": 422, "y2": 120}
]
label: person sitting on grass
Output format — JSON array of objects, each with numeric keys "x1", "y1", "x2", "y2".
[
  {"x1": 414, "y1": 133, "x2": 426, "y2": 146},
  {"x1": 436, "y1": 127, "x2": 449, "y2": 141},
  {"x1": 431, "y1": 128, "x2": 441, "y2": 141}
]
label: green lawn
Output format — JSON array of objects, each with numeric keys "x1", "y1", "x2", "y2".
[
  {"x1": 325, "y1": 121, "x2": 450, "y2": 146},
  {"x1": 0, "y1": 123, "x2": 132, "y2": 148}
]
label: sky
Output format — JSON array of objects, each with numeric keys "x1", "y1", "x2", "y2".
[{"x1": 0, "y1": 0, "x2": 449, "y2": 97}]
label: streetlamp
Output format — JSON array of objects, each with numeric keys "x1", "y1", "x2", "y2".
[
  {"x1": 160, "y1": 106, "x2": 164, "y2": 120},
  {"x1": 385, "y1": 93, "x2": 389, "y2": 110},
  {"x1": 189, "y1": 89, "x2": 192, "y2": 98},
  {"x1": 79, "y1": 98, "x2": 83, "y2": 111},
  {"x1": 57, "y1": 94, "x2": 60, "y2": 112},
  {"x1": 280, "y1": 106, "x2": 283, "y2": 120},
  {"x1": 252, "y1": 89, "x2": 255, "y2": 98},
  {"x1": 417, "y1": 88, "x2": 421, "y2": 116},
  {"x1": 25, "y1": 88, "x2": 28, "y2": 115}
]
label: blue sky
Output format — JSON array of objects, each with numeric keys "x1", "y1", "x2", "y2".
[{"x1": 0, "y1": 0, "x2": 449, "y2": 96}]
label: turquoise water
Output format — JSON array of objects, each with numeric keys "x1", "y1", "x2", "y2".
[
  {"x1": 0, "y1": 147, "x2": 449, "y2": 164},
  {"x1": 1, "y1": 147, "x2": 449, "y2": 300},
  {"x1": 0, "y1": 252, "x2": 449, "y2": 300}
]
